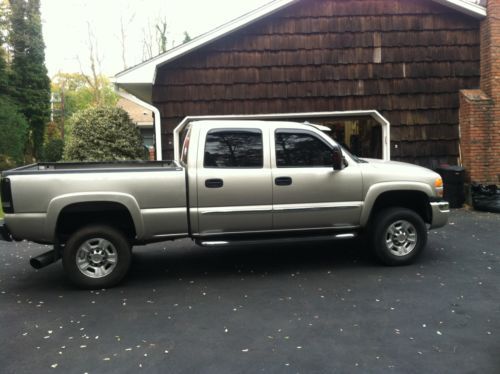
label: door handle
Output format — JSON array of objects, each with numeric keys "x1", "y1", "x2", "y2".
[
  {"x1": 205, "y1": 178, "x2": 224, "y2": 188},
  {"x1": 275, "y1": 177, "x2": 292, "y2": 186}
]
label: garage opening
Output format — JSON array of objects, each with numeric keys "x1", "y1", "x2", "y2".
[{"x1": 291, "y1": 116, "x2": 383, "y2": 160}]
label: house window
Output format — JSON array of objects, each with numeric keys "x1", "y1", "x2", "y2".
[{"x1": 204, "y1": 129, "x2": 263, "y2": 168}]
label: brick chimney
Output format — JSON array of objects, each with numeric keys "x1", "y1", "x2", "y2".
[{"x1": 459, "y1": 0, "x2": 500, "y2": 185}]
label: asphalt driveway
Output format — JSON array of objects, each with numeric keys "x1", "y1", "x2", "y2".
[{"x1": 0, "y1": 209, "x2": 499, "y2": 373}]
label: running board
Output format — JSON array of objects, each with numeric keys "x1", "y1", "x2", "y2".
[{"x1": 197, "y1": 232, "x2": 357, "y2": 247}]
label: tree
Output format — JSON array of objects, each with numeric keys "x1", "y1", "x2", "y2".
[
  {"x1": 41, "y1": 121, "x2": 63, "y2": 162},
  {"x1": 77, "y1": 22, "x2": 108, "y2": 107},
  {"x1": 183, "y1": 31, "x2": 192, "y2": 44},
  {"x1": 0, "y1": 97, "x2": 28, "y2": 169},
  {"x1": 8, "y1": 0, "x2": 50, "y2": 160},
  {"x1": 155, "y1": 17, "x2": 168, "y2": 54},
  {"x1": 0, "y1": 1, "x2": 28, "y2": 169},
  {"x1": 51, "y1": 72, "x2": 118, "y2": 124},
  {"x1": 118, "y1": 13, "x2": 135, "y2": 70},
  {"x1": 142, "y1": 16, "x2": 170, "y2": 60},
  {"x1": 0, "y1": 0, "x2": 9, "y2": 92},
  {"x1": 63, "y1": 106, "x2": 144, "y2": 161}
]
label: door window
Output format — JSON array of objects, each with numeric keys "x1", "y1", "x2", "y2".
[
  {"x1": 204, "y1": 129, "x2": 263, "y2": 168},
  {"x1": 275, "y1": 131, "x2": 332, "y2": 167}
]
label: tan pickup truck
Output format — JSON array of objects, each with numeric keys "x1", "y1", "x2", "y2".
[{"x1": 0, "y1": 120, "x2": 449, "y2": 288}]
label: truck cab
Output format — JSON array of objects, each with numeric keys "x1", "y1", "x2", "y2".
[{"x1": 183, "y1": 120, "x2": 363, "y2": 237}]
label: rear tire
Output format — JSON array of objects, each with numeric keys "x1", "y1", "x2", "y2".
[
  {"x1": 371, "y1": 208, "x2": 427, "y2": 266},
  {"x1": 63, "y1": 225, "x2": 131, "y2": 289}
]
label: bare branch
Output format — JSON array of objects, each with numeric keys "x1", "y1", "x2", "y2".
[
  {"x1": 119, "y1": 13, "x2": 135, "y2": 70},
  {"x1": 141, "y1": 18, "x2": 154, "y2": 61}
]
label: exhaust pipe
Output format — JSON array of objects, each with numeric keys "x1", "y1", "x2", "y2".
[{"x1": 30, "y1": 249, "x2": 60, "y2": 269}]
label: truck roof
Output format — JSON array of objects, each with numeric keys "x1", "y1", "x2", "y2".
[{"x1": 189, "y1": 119, "x2": 317, "y2": 130}]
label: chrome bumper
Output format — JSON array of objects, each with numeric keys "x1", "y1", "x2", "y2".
[
  {"x1": 429, "y1": 201, "x2": 450, "y2": 229},
  {"x1": 0, "y1": 220, "x2": 13, "y2": 242}
]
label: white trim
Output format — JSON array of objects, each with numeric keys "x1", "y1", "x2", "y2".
[
  {"x1": 173, "y1": 110, "x2": 391, "y2": 161},
  {"x1": 273, "y1": 202, "x2": 363, "y2": 212},
  {"x1": 116, "y1": 90, "x2": 163, "y2": 160},
  {"x1": 432, "y1": 0, "x2": 486, "y2": 19},
  {"x1": 200, "y1": 205, "x2": 273, "y2": 215}
]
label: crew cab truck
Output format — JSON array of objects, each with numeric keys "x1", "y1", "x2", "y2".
[{"x1": 0, "y1": 120, "x2": 449, "y2": 288}]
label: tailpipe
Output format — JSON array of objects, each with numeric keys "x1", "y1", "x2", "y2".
[{"x1": 30, "y1": 250, "x2": 60, "y2": 269}]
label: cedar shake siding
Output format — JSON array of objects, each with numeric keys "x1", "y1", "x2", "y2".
[{"x1": 153, "y1": 0, "x2": 481, "y2": 167}]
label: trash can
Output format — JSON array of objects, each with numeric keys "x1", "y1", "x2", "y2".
[{"x1": 435, "y1": 165, "x2": 465, "y2": 208}]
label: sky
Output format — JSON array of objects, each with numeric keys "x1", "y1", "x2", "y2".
[{"x1": 40, "y1": 0, "x2": 271, "y2": 78}]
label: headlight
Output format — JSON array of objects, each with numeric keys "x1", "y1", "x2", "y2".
[{"x1": 434, "y1": 178, "x2": 444, "y2": 198}]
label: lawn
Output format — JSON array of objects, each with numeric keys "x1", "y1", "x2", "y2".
[{"x1": 0, "y1": 205, "x2": 3, "y2": 219}]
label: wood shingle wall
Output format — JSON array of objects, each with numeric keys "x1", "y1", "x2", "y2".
[{"x1": 153, "y1": 0, "x2": 480, "y2": 166}]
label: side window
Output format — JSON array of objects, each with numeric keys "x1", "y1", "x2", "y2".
[
  {"x1": 204, "y1": 129, "x2": 263, "y2": 168},
  {"x1": 275, "y1": 131, "x2": 332, "y2": 167}
]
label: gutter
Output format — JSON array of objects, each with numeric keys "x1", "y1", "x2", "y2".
[{"x1": 431, "y1": 0, "x2": 486, "y2": 19}]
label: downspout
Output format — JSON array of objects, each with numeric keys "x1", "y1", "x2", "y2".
[{"x1": 115, "y1": 90, "x2": 163, "y2": 161}]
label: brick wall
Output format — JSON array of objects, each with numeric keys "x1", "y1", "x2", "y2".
[
  {"x1": 459, "y1": 89, "x2": 493, "y2": 182},
  {"x1": 459, "y1": 0, "x2": 500, "y2": 184}
]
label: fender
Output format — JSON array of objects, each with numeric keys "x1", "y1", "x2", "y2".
[
  {"x1": 45, "y1": 192, "x2": 144, "y2": 241},
  {"x1": 360, "y1": 182, "x2": 433, "y2": 226}
]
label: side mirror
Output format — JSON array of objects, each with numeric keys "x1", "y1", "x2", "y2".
[{"x1": 332, "y1": 146, "x2": 344, "y2": 170}]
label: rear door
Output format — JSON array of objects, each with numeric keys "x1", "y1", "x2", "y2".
[
  {"x1": 271, "y1": 129, "x2": 363, "y2": 230},
  {"x1": 196, "y1": 127, "x2": 273, "y2": 235}
]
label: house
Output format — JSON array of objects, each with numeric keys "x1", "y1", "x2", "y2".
[
  {"x1": 116, "y1": 96, "x2": 155, "y2": 148},
  {"x1": 114, "y1": 0, "x2": 499, "y2": 184}
]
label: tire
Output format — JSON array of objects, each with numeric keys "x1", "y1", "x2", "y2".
[
  {"x1": 62, "y1": 225, "x2": 132, "y2": 289},
  {"x1": 371, "y1": 208, "x2": 427, "y2": 266}
]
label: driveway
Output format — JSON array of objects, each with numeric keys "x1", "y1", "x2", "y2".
[{"x1": 0, "y1": 209, "x2": 499, "y2": 373}]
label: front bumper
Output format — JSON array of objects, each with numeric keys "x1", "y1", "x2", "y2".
[
  {"x1": 429, "y1": 201, "x2": 450, "y2": 229},
  {"x1": 0, "y1": 220, "x2": 13, "y2": 242}
]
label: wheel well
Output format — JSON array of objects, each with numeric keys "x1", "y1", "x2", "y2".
[
  {"x1": 56, "y1": 202, "x2": 136, "y2": 243},
  {"x1": 369, "y1": 191, "x2": 431, "y2": 224}
]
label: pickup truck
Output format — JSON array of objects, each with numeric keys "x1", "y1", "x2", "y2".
[{"x1": 0, "y1": 120, "x2": 449, "y2": 288}]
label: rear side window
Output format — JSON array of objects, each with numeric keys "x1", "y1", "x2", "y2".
[
  {"x1": 204, "y1": 129, "x2": 263, "y2": 168},
  {"x1": 275, "y1": 131, "x2": 332, "y2": 167}
]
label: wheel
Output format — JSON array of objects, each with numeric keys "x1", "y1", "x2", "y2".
[
  {"x1": 62, "y1": 225, "x2": 131, "y2": 289},
  {"x1": 371, "y1": 208, "x2": 427, "y2": 266}
]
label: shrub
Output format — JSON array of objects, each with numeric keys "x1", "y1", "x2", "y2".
[
  {"x1": 63, "y1": 106, "x2": 144, "y2": 161},
  {"x1": 43, "y1": 138, "x2": 64, "y2": 162},
  {"x1": 41, "y1": 122, "x2": 64, "y2": 162},
  {"x1": 0, "y1": 98, "x2": 28, "y2": 170}
]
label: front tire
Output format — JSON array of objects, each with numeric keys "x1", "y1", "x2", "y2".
[
  {"x1": 63, "y1": 225, "x2": 131, "y2": 289},
  {"x1": 371, "y1": 208, "x2": 427, "y2": 266}
]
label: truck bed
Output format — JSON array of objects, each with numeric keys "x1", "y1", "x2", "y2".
[
  {"x1": 3, "y1": 161, "x2": 180, "y2": 175},
  {"x1": 1, "y1": 160, "x2": 188, "y2": 243}
]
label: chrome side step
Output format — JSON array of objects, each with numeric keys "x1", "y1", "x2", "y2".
[{"x1": 197, "y1": 232, "x2": 357, "y2": 248}]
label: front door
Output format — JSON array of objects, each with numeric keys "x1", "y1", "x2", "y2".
[
  {"x1": 271, "y1": 129, "x2": 363, "y2": 231},
  {"x1": 196, "y1": 127, "x2": 273, "y2": 235}
]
